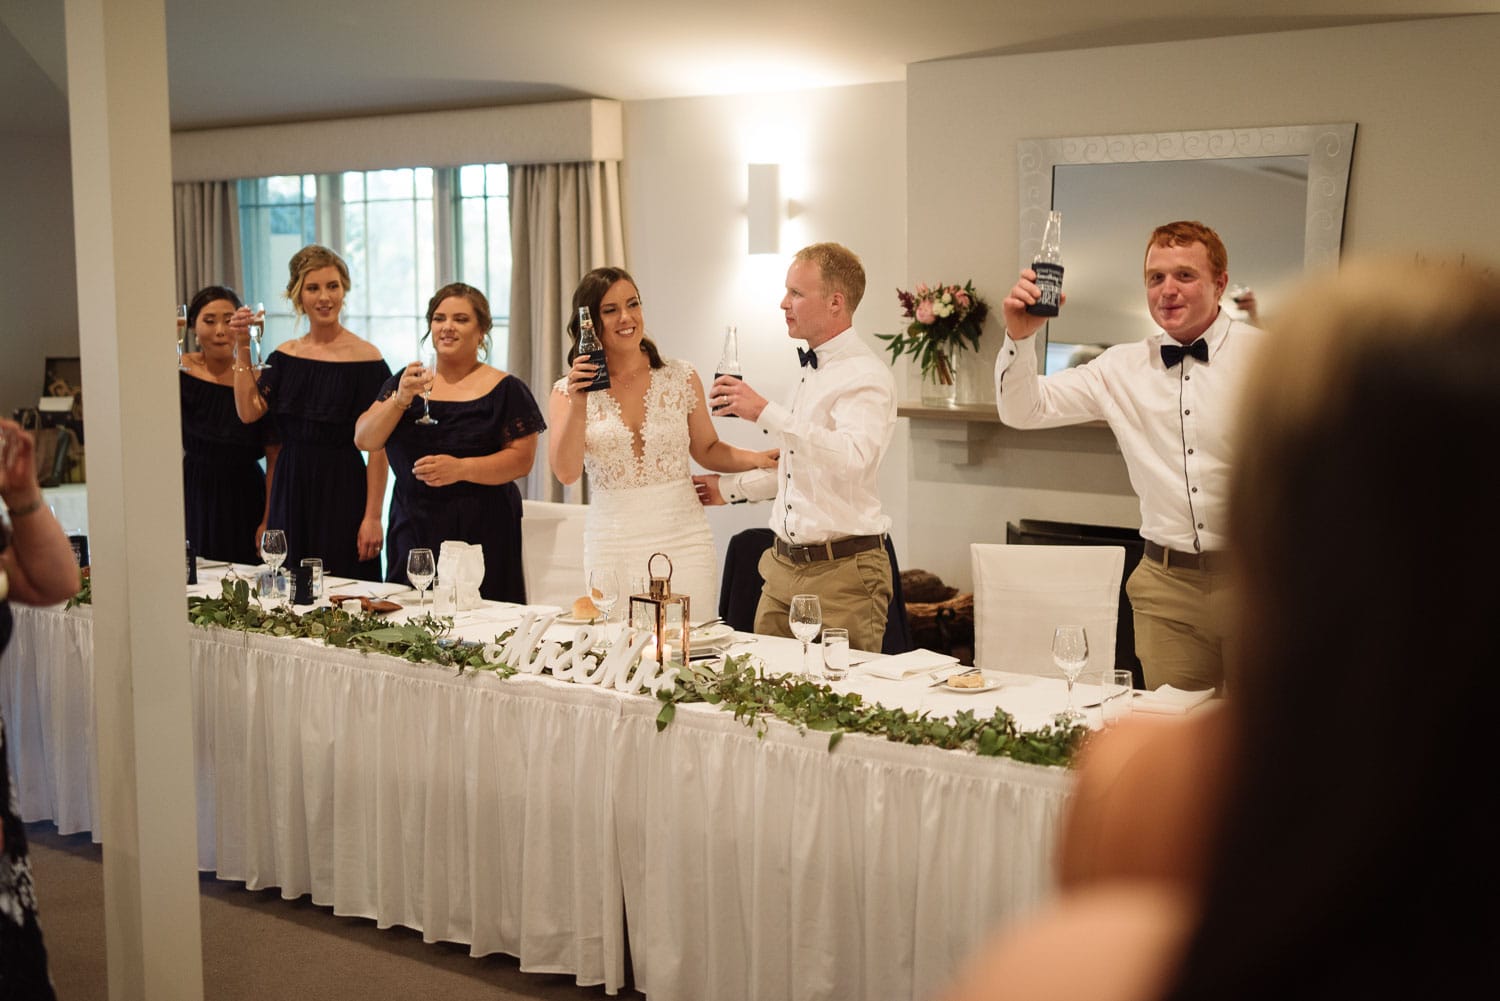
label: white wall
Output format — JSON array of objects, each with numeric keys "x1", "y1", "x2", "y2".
[
  {"x1": 0, "y1": 134, "x2": 79, "y2": 421},
  {"x1": 905, "y1": 14, "x2": 1500, "y2": 589},
  {"x1": 620, "y1": 82, "x2": 911, "y2": 590}
]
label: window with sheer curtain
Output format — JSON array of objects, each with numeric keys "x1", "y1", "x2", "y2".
[{"x1": 236, "y1": 165, "x2": 510, "y2": 367}]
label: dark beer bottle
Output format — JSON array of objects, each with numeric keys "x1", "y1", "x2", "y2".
[
  {"x1": 577, "y1": 306, "x2": 611, "y2": 391},
  {"x1": 1026, "y1": 211, "x2": 1064, "y2": 317}
]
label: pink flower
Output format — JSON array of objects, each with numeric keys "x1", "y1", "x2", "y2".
[
  {"x1": 915, "y1": 282, "x2": 930, "y2": 296},
  {"x1": 956, "y1": 291, "x2": 971, "y2": 308},
  {"x1": 915, "y1": 300, "x2": 936, "y2": 325}
]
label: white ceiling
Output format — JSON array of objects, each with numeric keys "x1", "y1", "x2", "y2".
[{"x1": 1, "y1": 1, "x2": 1493, "y2": 134}]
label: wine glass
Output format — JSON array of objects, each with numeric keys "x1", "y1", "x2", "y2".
[
  {"x1": 259, "y1": 529, "x2": 287, "y2": 573},
  {"x1": 415, "y1": 346, "x2": 438, "y2": 426},
  {"x1": 407, "y1": 548, "x2": 436, "y2": 611},
  {"x1": 788, "y1": 594, "x2": 822, "y2": 678},
  {"x1": 1052, "y1": 624, "x2": 1089, "y2": 721},
  {"x1": 176, "y1": 304, "x2": 190, "y2": 371},
  {"x1": 250, "y1": 301, "x2": 271, "y2": 371},
  {"x1": 588, "y1": 567, "x2": 619, "y2": 624}
]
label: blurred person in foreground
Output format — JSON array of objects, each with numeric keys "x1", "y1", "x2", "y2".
[
  {"x1": 941, "y1": 258, "x2": 1500, "y2": 1001},
  {"x1": 998, "y1": 221, "x2": 1264, "y2": 692},
  {"x1": 2, "y1": 419, "x2": 81, "y2": 999}
]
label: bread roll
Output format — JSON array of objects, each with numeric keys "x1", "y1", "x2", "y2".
[
  {"x1": 572, "y1": 595, "x2": 600, "y2": 620},
  {"x1": 947, "y1": 671, "x2": 984, "y2": 690}
]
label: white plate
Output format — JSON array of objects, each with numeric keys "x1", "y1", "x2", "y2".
[
  {"x1": 553, "y1": 614, "x2": 605, "y2": 626},
  {"x1": 935, "y1": 673, "x2": 1002, "y2": 695},
  {"x1": 690, "y1": 622, "x2": 735, "y2": 646}
]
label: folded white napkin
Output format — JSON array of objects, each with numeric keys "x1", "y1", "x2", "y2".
[
  {"x1": 857, "y1": 648, "x2": 960, "y2": 681},
  {"x1": 438, "y1": 540, "x2": 485, "y2": 610},
  {"x1": 1134, "y1": 684, "x2": 1215, "y2": 715}
]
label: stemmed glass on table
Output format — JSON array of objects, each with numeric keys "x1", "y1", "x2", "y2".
[
  {"x1": 249, "y1": 302, "x2": 271, "y2": 371},
  {"x1": 415, "y1": 346, "x2": 439, "y2": 426},
  {"x1": 1052, "y1": 624, "x2": 1089, "y2": 721},
  {"x1": 789, "y1": 594, "x2": 823, "y2": 677},
  {"x1": 407, "y1": 548, "x2": 436, "y2": 611},
  {"x1": 259, "y1": 529, "x2": 288, "y2": 603},
  {"x1": 588, "y1": 567, "x2": 619, "y2": 623}
]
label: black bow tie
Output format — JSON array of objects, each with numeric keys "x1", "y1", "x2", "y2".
[
  {"x1": 1160, "y1": 338, "x2": 1209, "y2": 368},
  {"x1": 797, "y1": 347, "x2": 819, "y2": 369}
]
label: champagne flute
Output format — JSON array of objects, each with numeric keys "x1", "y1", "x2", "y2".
[
  {"x1": 416, "y1": 346, "x2": 439, "y2": 426},
  {"x1": 250, "y1": 301, "x2": 270, "y2": 371},
  {"x1": 407, "y1": 548, "x2": 436, "y2": 611},
  {"x1": 788, "y1": 594, "x2": 822, "y2": 678},
  {"x1": 1052, "y1": 624, "x2": 1089, "y2": 721},
  {"x1": 176, "y1": 304, "x2": 190, "y2": 371}
]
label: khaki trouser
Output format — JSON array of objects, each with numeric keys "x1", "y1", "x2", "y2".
[
  {"x1": 754, "y1": 545, "x2": 892, "y2": 654},
  {"x1": 1126, "y1": 557, "x2": 1237, "y2": 692}
]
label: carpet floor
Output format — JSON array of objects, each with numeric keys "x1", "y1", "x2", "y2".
[{"x1": 25, "y1": 822, "x2": 642, "y2": 1001}]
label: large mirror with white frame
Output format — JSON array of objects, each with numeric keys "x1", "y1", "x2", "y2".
[{"x1": 1017, "y1": 123, "x2": 1356, "y2": 374}]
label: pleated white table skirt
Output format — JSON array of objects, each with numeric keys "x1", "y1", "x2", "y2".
[{"x1": 1, "y1": 600, "x2": 1074, "y2": 1001}]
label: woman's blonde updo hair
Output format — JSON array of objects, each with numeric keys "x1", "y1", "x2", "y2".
[{"x1": 285, "y1": 244, "x2": 352, "y2": 317}]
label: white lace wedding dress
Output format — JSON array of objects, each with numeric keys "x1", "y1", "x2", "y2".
[{"x1": 554, "y1": 358, "x2": 717, "y2": 615}]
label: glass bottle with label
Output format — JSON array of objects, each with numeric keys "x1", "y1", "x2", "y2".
[
  {"x1": 576, "y1": 305, "x2": 611, "y2": 391},
  {"x1": 1026, "y1": 210, "x2": 1064, "y2": 317},
  {"x1": 712, "y1": 325, "x2": 741, "y2": 416}
]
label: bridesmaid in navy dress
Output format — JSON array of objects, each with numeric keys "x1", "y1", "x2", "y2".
[
  {"x1": 355, "y1": 283, "x2": 544, "y2": 602},
  {"x1": 231, "y1": 246, "x2": 390, "y2": 579},
  {"x1": 179, "y1": 285, "x2": 275, "y2": 565},
  {"x1": 2, "y1": 417, "x2": 82, "y2": 1000}
]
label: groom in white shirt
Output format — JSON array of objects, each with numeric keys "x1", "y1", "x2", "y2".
[{"x1": 694, "y1": 242, "x2": 898, "y2": 652}]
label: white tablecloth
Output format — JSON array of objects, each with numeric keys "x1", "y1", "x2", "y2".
[{"x1": 1, "y1": 592, "x2": 1077, "y2": 1000}]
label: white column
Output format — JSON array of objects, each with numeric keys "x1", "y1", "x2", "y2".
[{"x1": 63, "y1": 0, "x2": 205, "y2": 998}]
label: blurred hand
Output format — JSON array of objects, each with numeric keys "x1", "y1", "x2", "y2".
[
  {"x1": 566, "y1": 354, "x2": 603, "y2": 396},
  {"x1": 0, "y1": 418, "x2": 40, "y2": 504},
  {"x1": 413, "y1": 454, "x2": 465, "y2": 488},
  {"x1": 357, "y1": 516, "x2": 383, "y2": 561},
  {"x1": 1001, "y1": 267, "x2": 1067, "y2": 341},
  {"x1": 693, "y1": 474, "x2": 725, "y2": 506},
  {"x1": 394, "y1": 361, "x2": 427, "y2": 407},
  {"x1": 709, "y1": 374, "x2": 768, "y2": 421},
  {"x1": 754, "y1": 448, "x2": 779, "y2": 470}
]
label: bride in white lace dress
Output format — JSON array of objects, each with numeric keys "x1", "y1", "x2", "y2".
[{"x1": 548, "y1": 267, "x2": 777, "y2": 612}]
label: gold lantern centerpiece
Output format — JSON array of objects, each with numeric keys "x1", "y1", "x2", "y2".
[{"x1": 629, "y1": 553, "x2": 690, "y2": 666}]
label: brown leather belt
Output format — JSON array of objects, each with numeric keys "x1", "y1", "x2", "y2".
[
  {"x1": 1142, "y1": 540, "x2": 1229, "y2": 573},
  {"x1": 773, "y1": 534, "x2": 885, "y2": 564}
]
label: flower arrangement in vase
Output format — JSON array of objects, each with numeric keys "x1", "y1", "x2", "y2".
[{"x1": 876, "y1": 280, "x2": 989, "y2": 407}]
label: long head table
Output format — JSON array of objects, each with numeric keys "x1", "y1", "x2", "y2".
[{"x1": 1, "y1": 577, "x2": 1078, "y2": 1001}]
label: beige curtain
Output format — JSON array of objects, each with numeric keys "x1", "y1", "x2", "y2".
[
  {"x1": 508, "y1": 161, "x2": 625, "y2": 501},
  {"x1": 173, "y1": 180, "x2": 243, "y2": 303}
]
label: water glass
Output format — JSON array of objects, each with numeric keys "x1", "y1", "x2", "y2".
[
  {"x1": 1101, "y1": 669, "x2": 1135, "y2": 727},
  {"x1": 299, "y1": 557, "x2": 323, "y2": 600},
  {"x1": 821, "y1": 627, "x2": 851, "y2": 682},
  {"x1": 431, "y1": 580, "x2": 458, "y2": 616}
]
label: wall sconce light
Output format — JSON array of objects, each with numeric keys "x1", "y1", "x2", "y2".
[{"x1": 747, "y1": 163, "x2": 781, "y2": 255}]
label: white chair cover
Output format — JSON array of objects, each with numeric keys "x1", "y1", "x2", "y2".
[
  {"x1": 971, "y1": 543, "x2": 1125, "y2": 680},
  {"x1": 521, "y1": 500, "x2": 589, "y2": 609}
]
